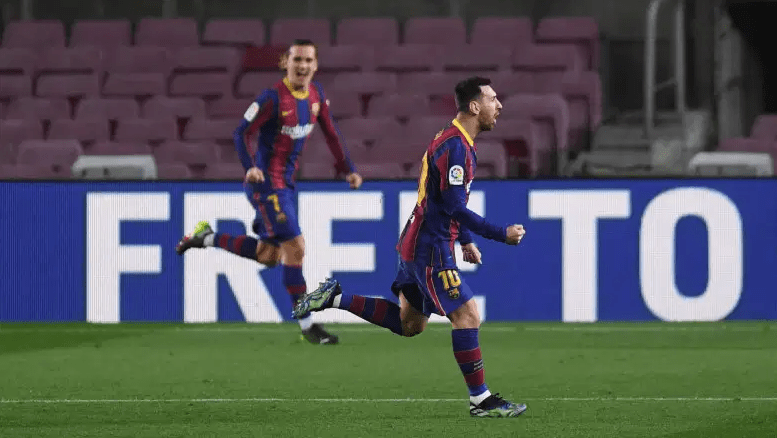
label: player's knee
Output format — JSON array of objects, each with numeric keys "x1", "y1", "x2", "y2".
[
  {"x1": 449, "y1": 301, "x2": 480, "y2": 329},
  {"x1": 401, "y1": 318, "x2": 426, "y2": 337},
  {"x1": 281, "y1": 237, "x2": 305, "y2": 264},
  {"x1": 257, "y1": 250, "x2": 280, "y2": 267}
]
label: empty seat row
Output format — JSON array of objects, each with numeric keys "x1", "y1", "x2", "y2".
[{"x1": 1, "y1": 17, "x2": 598, "y2": 69}]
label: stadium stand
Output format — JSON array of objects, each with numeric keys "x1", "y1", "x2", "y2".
[{"x1": 0, "y1": 16, "x2": 604, "y2": 179}]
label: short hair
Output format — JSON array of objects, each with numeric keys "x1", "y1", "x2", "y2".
[
  {"x1": 454, "y1": 76, "x2": 492, "y2": 113},
  {"x1": 279, "y1": 39, "x2": 318, "y2": 70}
]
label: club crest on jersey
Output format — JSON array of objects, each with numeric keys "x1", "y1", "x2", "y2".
[
  {"x1": 281, "y1": 123, "x2": 314, "y2": 140},
  {"x1": 448, "y1": 165, "x2": 465, "y2": 185},
  {"x1": 311, "y1": 102, "x2": 320, "y2": 118},
  {"x1": 448, "y1": 287, "x2": 460, "y2": 299}
]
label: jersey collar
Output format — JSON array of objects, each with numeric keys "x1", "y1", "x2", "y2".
[
  {"x1": 452, "y1": 119, "x2": 474, "y2": 147},
  {"x1": 283, "y1": 77, "x2": 309, "y2": 100}
]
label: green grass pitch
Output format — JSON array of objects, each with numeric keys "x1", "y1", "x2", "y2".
[{"x1": 1, "y1": 322, "x2": 776, "y2": 437}]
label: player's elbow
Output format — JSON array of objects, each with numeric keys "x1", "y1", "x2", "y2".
[{"x1": 233, "y1": 125, "x2": 246, "y2": 143}]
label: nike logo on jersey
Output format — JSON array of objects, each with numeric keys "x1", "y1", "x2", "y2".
[{"x1": 282, "y1": 110, "x2": 293, "y2": 116}]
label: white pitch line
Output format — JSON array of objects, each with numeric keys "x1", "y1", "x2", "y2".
[{"x1": 1, "y1": 397, "x2": 777, "y2": 404}]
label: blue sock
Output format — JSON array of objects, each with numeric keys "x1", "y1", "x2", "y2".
[
  {"x1": 214, "y1": 233, "x2": 258, "y2": 260},
  {"x1": 337, "y1": 295, "x2": 403, "y2": 336},
  {"x1": 452, "y1": 328, "x2": 488, "y2": 397},
  {"x1": 283, "y1": 264, "x2": 309, "y2": 319}
]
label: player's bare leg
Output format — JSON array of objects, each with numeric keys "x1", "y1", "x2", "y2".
[
  {"x1": 398, "y1": 293, "x2": 428, "y2": 337},
  {"x1": 175, "y1": 221, "x2": 280, "y2": 267},
  {"x1": 292, "y1": 278, "x2": 405, "y2": 336},
  {"x1": 280, "y1": 236, "x2": 339, "y2": 344},
  {"x1": 448, "y1": 300, "x2": 527, "y2": 418}
]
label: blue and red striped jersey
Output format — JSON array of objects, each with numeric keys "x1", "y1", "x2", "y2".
[
  {"x1": 398, "y1": 119, "x2": 507, "y2": 265},
  {"x1": 234, "y1": 77, "x2": 355, "y2": 190}
]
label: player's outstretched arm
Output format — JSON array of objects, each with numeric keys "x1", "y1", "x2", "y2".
[
  {"x1": 233, "y1": 89, "x2": 277, "y2": 171},
  {"x1": 313, "y1": 85, "x2": 358, "y2": 180}
]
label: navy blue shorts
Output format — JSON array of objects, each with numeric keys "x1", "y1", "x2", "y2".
[
  {"x1": 244, "y1": 184, "x2": 301, "y2": 245},
  {"x1": 391, "y1": 259, "x2": 474, "y2": 318}
]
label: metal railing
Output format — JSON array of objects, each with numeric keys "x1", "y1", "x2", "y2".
[{"x1": 644, "y1": 0, "x2": 686, "y2": 138}]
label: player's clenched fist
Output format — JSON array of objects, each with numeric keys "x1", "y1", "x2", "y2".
[
  {"x1": 245, "y1": 167, "x2": 265, "y2": 183},
  {"x1": 506, "y1": 224, "x2": 526, "y2": 245},
  {"x1": 346, "y1": 172, "x2": 363, "y2": 189}
]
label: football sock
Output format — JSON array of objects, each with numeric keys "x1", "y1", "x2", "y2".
[
  {"x1": 209, "y1": 233, "x2": 258, "y2": 260},
  {"x1": 335, "y1": 295, "x2": 403, "y2": 335},
  {"x1": 452, "y1": 328, "x2": 491, "y2": 403},
  {"x1": 284, "y1": 264, "x2": 310, "y2": 321}
]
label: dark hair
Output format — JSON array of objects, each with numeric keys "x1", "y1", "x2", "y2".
[
  {"x1": 454, "y1": 76, "x2": 492, "y2": 113},
  {"x1": 279, "y1": 39, "x2": 318, "y2": 70}
]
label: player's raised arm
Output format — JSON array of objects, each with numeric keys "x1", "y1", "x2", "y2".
[
  {"x1": 313, "y1": 84, "x2": 357, "y2": 177},
  {"x1": 233, "y1": 89, "x2": 278, "y2": 171},
  {"x1": 438, "y1": 140, "x2": 507, "y2": 243}
]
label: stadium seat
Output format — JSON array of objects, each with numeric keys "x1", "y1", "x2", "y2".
[
  {"x1": 70, "y1": 20, "x2": 132, "y2": 49},
  {"x1": 374, "y1": 45, "x2": 441, "y2": 73},
  {"x1": 88, "y1": 141, "x2": 153, "y2": 156},
  {"x1": 368, "y1": 93, "x2": 430, "y2": 119},
  {"x1": 154, "y1": 141, "x2": 222, "y2": 165},
  {"x1": 16, "y1": 139, "x2": 82, "y2": 170},
  {"x1": 369, "y1": 138, "x2": 425, "y2": 165},
  {"x1": 336, "y1": 117, "x2": 403, "y2": 144},
  {"x1": 2, "y1": 20, "x2": 65, "y2": 49},
  {"x1": 473, "y1": 141, "x2": 508, "y2": 178},
  {"x1": 102, "y1": 47, "x2": 170, "y2": 97},
  {"x1": 270, "y1": 19, "x2": 331, "y2": 46},
  {"x1": 143, "y1": 96, "x2": 206, "y2": 120},
  {"x1": 514, "y1": 45, "x2": 584, "y2": 95},
  {"x1": 6, "y1": 97, "x2": 69, "y2": 120},
  {"x1": 0, "y1": 164, "x2": 16, "y2": 177},
  {"x1": 490, "y1": 71, "x2": 536, "y2": 96},
  {"x1": 240, "y1": 45, "x2": 287, "y2": 72},
  {"x1": 135, "y1": 18, "x2": 199, "y2": 48},
  {"x1": 184, "y1": 118, "x2": 235, "y2": 143},
  {"x1": 331, "y1": 72, "x2": 397, "y2": 95},
  {"x1": 0, "y1": 119, "x2": 43, "y2": 153},
  {"x1": 479, "y1": 118, "x2": 545, "y2": 175},
  {"x1": 207, "y1": 97, "x2": 253, "y2": 119},
  {"x1": 236, "y1": 72, "x2": 282, "y2": 98},
  {"x1": 0, "y1": 49, "x2": 36, "y2": 100},
  {"x1": 751, "y1": 115, "x2": 777, "y2": 141},
  {"x1": 717, "y1": 137, "x2": 775, "y2": 153},
  {"x1": 115, "y1": 118, "x2": 178, "y2": 143},
  {"x1": 688, "y1": 151, "x2": 774, "y2": 176},
  {"x1": 49, "y1": 119, "x2": 110, "y2": 144},
  {"x1": 202, "y1": 19, "x2": 266, "y2": 47},
  {"x1": 171, "y1": 47, "x2": 241, "y2": 74},
  {"x1": 404, "y1": 116, "x2": 456, "y2": 143},
  {"x1": 501, "y1": 94, "x2": 570, "y2": 152},
  {"x1": 169, "y1": 73, "x2": 233, "y2": 98},
  {"x1": 37, "y1": 47, "x2": 103, "y2": 74},
  {"x1": 0, "y1": 75, "x2": 32, "y2": 100},
  {"x1": 323, "y1": 91, "x2": 362, "y2": 119},
  {"x1": 13, "y1": 163, "x2": 72, "y2": 179},
  {"x1": 299, "y1": 162, "x2": 335, "y2": 179},
  {"x1": 471, "y1": 17, "x2": 533, "y2": 47},
  {"x1": 336, "y1": 18, "x2": 399, "y2": 46},
  {"x1": 352, "y1": 162, "x2": 404, "y2": 179},
  {"x1": 404, "y1": 18, "x2": 466, "y2": 45},
  {"x1": 76, "y1": 98, "x2": 140, "y2": 120},
  {"x1": 156, "y1": 163, "x2": 193, "y2": 179},
  {"x1": 441, "y1": 45, "x2": 511, "y2": 72},
  {"x1": 429, "y1": 95, "x2": 456, "y2": 116},
  {"x1": 535, "y1": 17, "x2": 599, "y2": 70},
  {"x1": 36, "y1": 74, "x2": 100, "y2": 99},
  {"x1": 316, "y1": 45, "x2": 370, "y2": 73},
  {"x1": 201, "y1": 162, "x2": 244, "y2": 180},
  {"x1": 397, "y1": 72, "x2": 459, "y2": 97}
]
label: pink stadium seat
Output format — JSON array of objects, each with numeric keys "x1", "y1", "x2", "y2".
[
  {"x1": 0, "y1": 76, "x2": 32, "y2": 99},
  {"x1": 102, "y1": 46, "x2": 170, "y2": 97},
  {"x1": 501, "y1": 94, "x2": 570, "y2": 153},
  {"x1": 70, "y1": 20, "x2": 131, "y2": 49},
  {"x1": 405, "y1": 116, "x2": 454, "y2": 143},
  {"x1": 751, "y1": 115, "x2": 777, "y2": 141},
  {"x1": 6, "y1": 97, "x2": 69, "y2": 120},
  {"x1": 102, "y1": 74, "x2": 166, "y2": 97},
  {"x1": 240, "y1": 45, "x2": 287, "y2": 72},
  {"x1": 477, "y1": 119, "x2": 545, "y2": 175},
  {"x1": 0, "y1": 164, "x2": 16, "y2": 177},
  {"x1": 157, "y1": 163, "x2": 194, "y2": 179},
  {"x1": 561, "y1": 71, "x2": 602, "y2": 138},
  {"x1": 404, "y1": 18, "x2": 466, "y2": 45},
  {"x1": 155, "y1": 141, "x2": 221, "y2": 165},
  {"x1": 87, "y1": 141, "x2": 152, "y2": 156},
  {"x1": 352, "y1": 162, "x2": 404, "y2": 179},
  {"x1": 115, "y1": 118, "x2": 178, "y2": 143},
  {"x1": 442, "y1": 45, "x2": 511, "y2": 72},
  {"x1": 207, "y1": 97, "x2": 253, "y2": 119},
  {"x1": 331, "y1": 72, "x2": 397, "y2": 95},
  {"x1": 202, "y1": 19, "x2": 266, "y2": 47},
  {"x1": 270, "y1": 19, "x2": 331, "y2": 46},
  {"x1": 37, "y1": 47, "x2": 103, "y2": 74},
  {"x1": 49, "y1": 119, "x2": 110, "y2": 143},
  {"x1": 473, "y1": 140, "x2": 508, "y2": 178},
  {"x1": 0, "y1": 49, "x2": 36, "y2": 99},
  {"x1": 299, "y1": 162, "x2": 335, "y2": 179},
  {"x1": 236, "y1": 72, "x2": 282, "y2": 98},
  {"x1": 76, "y1": 98, "x2": 139, "y2": 120},
  {"x1": 397, "y1": 72, "x2": 459, "y2": 96},
  {"x1": 136, "y1": 18, "x2": 199, "y2": 48},
  {"x1": 16, "y1": 139, "x2": 82, "y2": 170},
  {"x1": 535, "y1": 17, "x2": 599, "y2": 70},
  {"x1": 374, "y1": 45, "x2": 441, "y2": 72},
  {"x1": 184, "y1": 118, "x2": 235, "y2": 143},
  {"x1": 336, "y1": 18, "x2": 399, "y2": 46},
  {"x1": 143, "y1": 96, "x2": 206, "y2": 120},
  {"x1": 201, "y1": 162, "x2": 244, "y2": 180},
  {"x1": 368, "y1": 93, "x2": 430, "y2": 119},
  {"x1": 316, "y1": 45, "x2": 370, "y2": 73},
  {"x1": 0, "y1": 120, "x2": 43, "y2": 163},
  {"x1": 171, "y1": 47, "x2": 241, "y2": 75},
  {"x1": 36, "y1": 74, "x2": 100, "y2": 98},
  {"x1": 169, "y1": 73, "x2": 233, "y2": 98},
  {"x1": 323, "y1": 91, "x2": 361, "y2": 119},
  {"x1": 336, "y1": 117, "x2": 403, "y2": 144},
  {"x1": 369, "y1": 138, "x2": 425, "y2": 165},
  {"x1": 2, "y1": 20, "x2": 65, "y2": 49},
  {"x1": 718, "y1": 137, "x2": 775, "y2": 153},
  {"x1": 429, "y1": 95, "x2": 456, "y2": 116},
  {"x1": 514, "y1": 44, "x2": 584, "y2": 91},
  {"x1": 14, "y1": 163, "x2": 71, "y2": 179},
  {"x1": 490, "y1": 71, "x2": 536, "y2": 96},
  {"x1": 471, "y1": 17, "x2": 533, "y2": 47}
]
